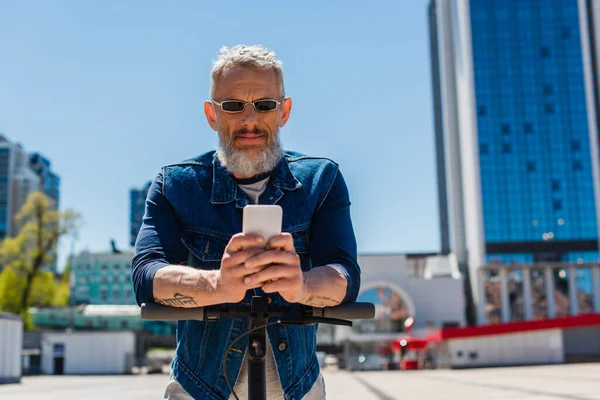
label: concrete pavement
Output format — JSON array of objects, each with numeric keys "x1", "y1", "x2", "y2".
[{"x1": 1, "y1": 363, "x2": 599, "y2": 399}]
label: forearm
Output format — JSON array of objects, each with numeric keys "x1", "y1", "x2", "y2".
[
  {"x1": 299, "y1": 265, "x2": 348, "y2": 307},
  {"x1": 153, "y1": 265, "x2": 223, "y2": 308}
]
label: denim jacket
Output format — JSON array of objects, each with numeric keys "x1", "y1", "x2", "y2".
[{"x1": 132, "y1": 150, "x2": 361, "y2": 400}]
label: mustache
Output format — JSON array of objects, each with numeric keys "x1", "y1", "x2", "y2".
[{"x1": 233, "y1": 127, "x2": 269, "y2": 136}]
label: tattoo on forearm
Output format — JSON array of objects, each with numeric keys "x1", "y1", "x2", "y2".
[
  {"x1": 157, "y1": 293, "x2": 196, "y2": 307},
  {"x1": 303, "y1": 295, "x2": 339, "y2": 307}
]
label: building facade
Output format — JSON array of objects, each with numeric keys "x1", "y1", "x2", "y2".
[
  {"x1": 29, "y1": 153, "x2": 60, "y2": 208},
  {"x1": 31, "y1": 248, "x2": 175, "y2": 336},
  {"x1": 335, "y1": 252, "x2": 465, "y2": 370},
  {"x1": 0, "y1": 135, "x2": 60, "y2": 250},
  {"x1": 0, "y1": 136, "x2": 40, "y2": 240},
  {"x1": 429, "y1": 0, "x2": 600, "y2": 323},
  {"x1": 129, "y1": 181, "x2": 151, "y2": 247},
  {"x1": 70, "y1": 250, "x2": 136, "y2": 306}
]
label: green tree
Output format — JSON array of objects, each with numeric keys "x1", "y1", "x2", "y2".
[
  {"x1": 53, "y1": 260, "x2": 71, "y2": 307},
  {"x1": 0, "y1": 191, "x2": 81, "y2": 321}
]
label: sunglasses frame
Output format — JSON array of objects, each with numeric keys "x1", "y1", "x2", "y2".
[{"x1": 211, "y1": 98, "x2": 282, "y2": 113}]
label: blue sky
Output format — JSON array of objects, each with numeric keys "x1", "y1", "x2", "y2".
[{"x1": 0, "y1": 1, "x2": 440, "y2": 271}]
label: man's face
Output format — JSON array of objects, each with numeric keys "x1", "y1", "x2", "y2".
[{"x1": 204, "y1": 66, "x2": 292, "y2": 178}]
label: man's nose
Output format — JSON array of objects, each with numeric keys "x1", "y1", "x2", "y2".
[{"x1": 241, "y1": 103, "x2": 258, "y2": 124}]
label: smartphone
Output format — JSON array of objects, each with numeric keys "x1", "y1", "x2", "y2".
[{"x1": 242, "y1": 205, "x2": 283, "y2": 247}]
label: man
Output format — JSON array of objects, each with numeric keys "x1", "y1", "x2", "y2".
[{"x1": 132, "y1": 44, "x2": 361, "y2": 400}]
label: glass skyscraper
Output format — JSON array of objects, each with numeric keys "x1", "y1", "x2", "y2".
[
  {"x1": 29, "y1": 153, "x2": 60, "y2": 209},
  {"x1": 429, "y1": 0, "x2": 600, "y2": 322},
  {"x1": 0, "y1": 136, "x2": 61, "y2": 272}
]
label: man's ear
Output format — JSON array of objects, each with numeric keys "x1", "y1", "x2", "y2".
[
  {"x1": 204, "y1": 100, "x2": 218, "y2": 131},
  {"x1": 278, "y1": 97, "x2": 292, "y2": 127}
]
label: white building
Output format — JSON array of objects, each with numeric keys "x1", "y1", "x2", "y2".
[
  {"x1": 0, "y1": 312, "x2": 23, "y2": 384},
  {"x1": 40, "y1": 331, "x2": 136, "y2": 375},
  {"x1": 334, "y1": 252, "x2": 465, "y2": 369}
]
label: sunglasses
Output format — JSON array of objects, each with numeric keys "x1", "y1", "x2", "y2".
[{"x1": 211, "y1": 99, "x2": 281, "y2": 113}]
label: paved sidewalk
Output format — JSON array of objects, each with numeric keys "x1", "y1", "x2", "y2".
[
  {"x1": 0, "y1": 363, "x2": 599, "y2": 399},
  {"x1": 328, "y1": 363, "x2": 600, "y2": 400}
]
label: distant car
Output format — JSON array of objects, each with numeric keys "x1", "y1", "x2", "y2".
[{"x1": 347, "y1": 354, "x2": 385, "y2": 371}]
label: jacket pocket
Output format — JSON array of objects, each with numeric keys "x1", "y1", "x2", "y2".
[
  {"x1": 290, "y1": 230, "x2": 309, "y2": 254},
  {"x1": 289, "y1": 229, "x2": 311, "y2": 272},
  {"x1": 181, "y1": 230, "x2": 228, "y2": 269}
]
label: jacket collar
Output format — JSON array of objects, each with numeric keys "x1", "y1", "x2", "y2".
[{"x1": 210, "y1": 152, "x2": 302, "y2": 204}]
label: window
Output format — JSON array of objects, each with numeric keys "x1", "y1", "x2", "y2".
[
  {"x1": 553, "y1": 199, "x2": 562, "y2": 211},
  {"x1": 545, "y1": 103, "x2": 555, "y2": 114},
  {"x1": 524, "y1": 123, "x2": 533, "y2": 134},
  {"x1": 562, "y1": 27, "x2": 571, "y2": 39},
  {"x1": 543, "y1": 84, "x2": 553, "y2": 96},
  {"x1": 502, "y1": 142, "x2": 512, "y2": 154},
  {"x1": 501, "y1": 123, "x2": 511, "y2": 135},
  {"x1": 478, "y1": 105, "x2": 487, "y2": 116},
  {"x1": 114, "y1": 264, "x2": 120, "y2": 272},
  {"x1": 540, "y1": 47, "x2": 551, "y2": 58},
  {"x1": 551, "y1": 179, "x2": 561, "y2": 191},
  {"x1": 574, "y1": 160, "x2": 583, "y2": 171},
  {"x1": 571, "y1": 140, "x2": 581, "y2": 152},
  {"x1": 526, "y1": 161, "x2": 536, "y2": 172},
  {"x1": 480, "y1": 143, "x2": 490, "y2": 155}
]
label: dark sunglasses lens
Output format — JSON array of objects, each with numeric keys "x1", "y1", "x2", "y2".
[
  {"x1": 254, "y1": 100, "x2": 278, "y2": 111},
  {"x1": 222, "y1": 101, "x2": 246, "y2": 112}
]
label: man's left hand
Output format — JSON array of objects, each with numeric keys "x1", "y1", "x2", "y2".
[{"x1": 242, "y1": 233, "x2": 307, "y2": 303}]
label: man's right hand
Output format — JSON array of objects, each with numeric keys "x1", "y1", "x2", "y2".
[{"x1": 216, "y1": 232, "x2": 268, "y2": 303}]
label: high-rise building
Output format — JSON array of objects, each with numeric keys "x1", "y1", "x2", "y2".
[
  {"x1": 0, "y1": 135, "x2": 41, "y2": 239},
  {"x1": 0, "y1": 135, "x2": 61, "y2": 272},
  {"x1": 29, "y1": 153, "x2": 60, "y2": 209},
  {"x1": 129, "y1": 181, "x2": 151, "y2": 247},
  {"x1": 429, "y1": 0, "x2": 600, "y2": 323}
]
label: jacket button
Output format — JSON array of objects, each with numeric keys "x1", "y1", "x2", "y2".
[
  {"x1": 278, "y1": 343, "x2": 286, "y2": 351},
  {"x1": 267, "y1": 297, "x2": 272, "y2": 304}
]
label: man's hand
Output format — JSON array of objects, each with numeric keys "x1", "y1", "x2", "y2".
[
  {"x1": 242, "y1": 233, "x2": 308, "y2": 303},
  {"x1": 216, "y1": 232, "x2": 270, "y2": 303}
]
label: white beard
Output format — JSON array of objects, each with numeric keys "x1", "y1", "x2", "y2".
[{"x1": 216, "y1": 131, "x2": 283, "y2": 177}]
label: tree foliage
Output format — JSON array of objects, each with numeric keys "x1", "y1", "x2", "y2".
[{"x1": 0, "y1": 191, "x2": 81, "y2": 325}]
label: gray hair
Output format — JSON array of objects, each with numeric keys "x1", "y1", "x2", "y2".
[{"x1": 210, "y1": 44, "x2": 285, "y2": 97}]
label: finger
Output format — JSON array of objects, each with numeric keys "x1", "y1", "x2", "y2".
[
  {"x1": 266, "y1": 233, "x2": 294, "y2": 252},
  {"x1": 222, "y1": 248, "x2": 265, "y2": 269},
  {"x1": 244, "y1": 250, "x2": 299, "y2": 269},
  {"x1": 228, "y1": 260, "x2": 277, "y2": 278},
  {"x1": 262, "y1": 278, "x2": 295, "y2": 293},
  {"x1": 226, "y1": 233, "x2": 265, "y2": 253},
  {"x1": 244, "y1": 264, "x2": 296, "y2": 286}
]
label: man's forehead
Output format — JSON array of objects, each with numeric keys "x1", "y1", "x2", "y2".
[{"x1": 213, "y1": 65, "x2": 281, "y2": 97}]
